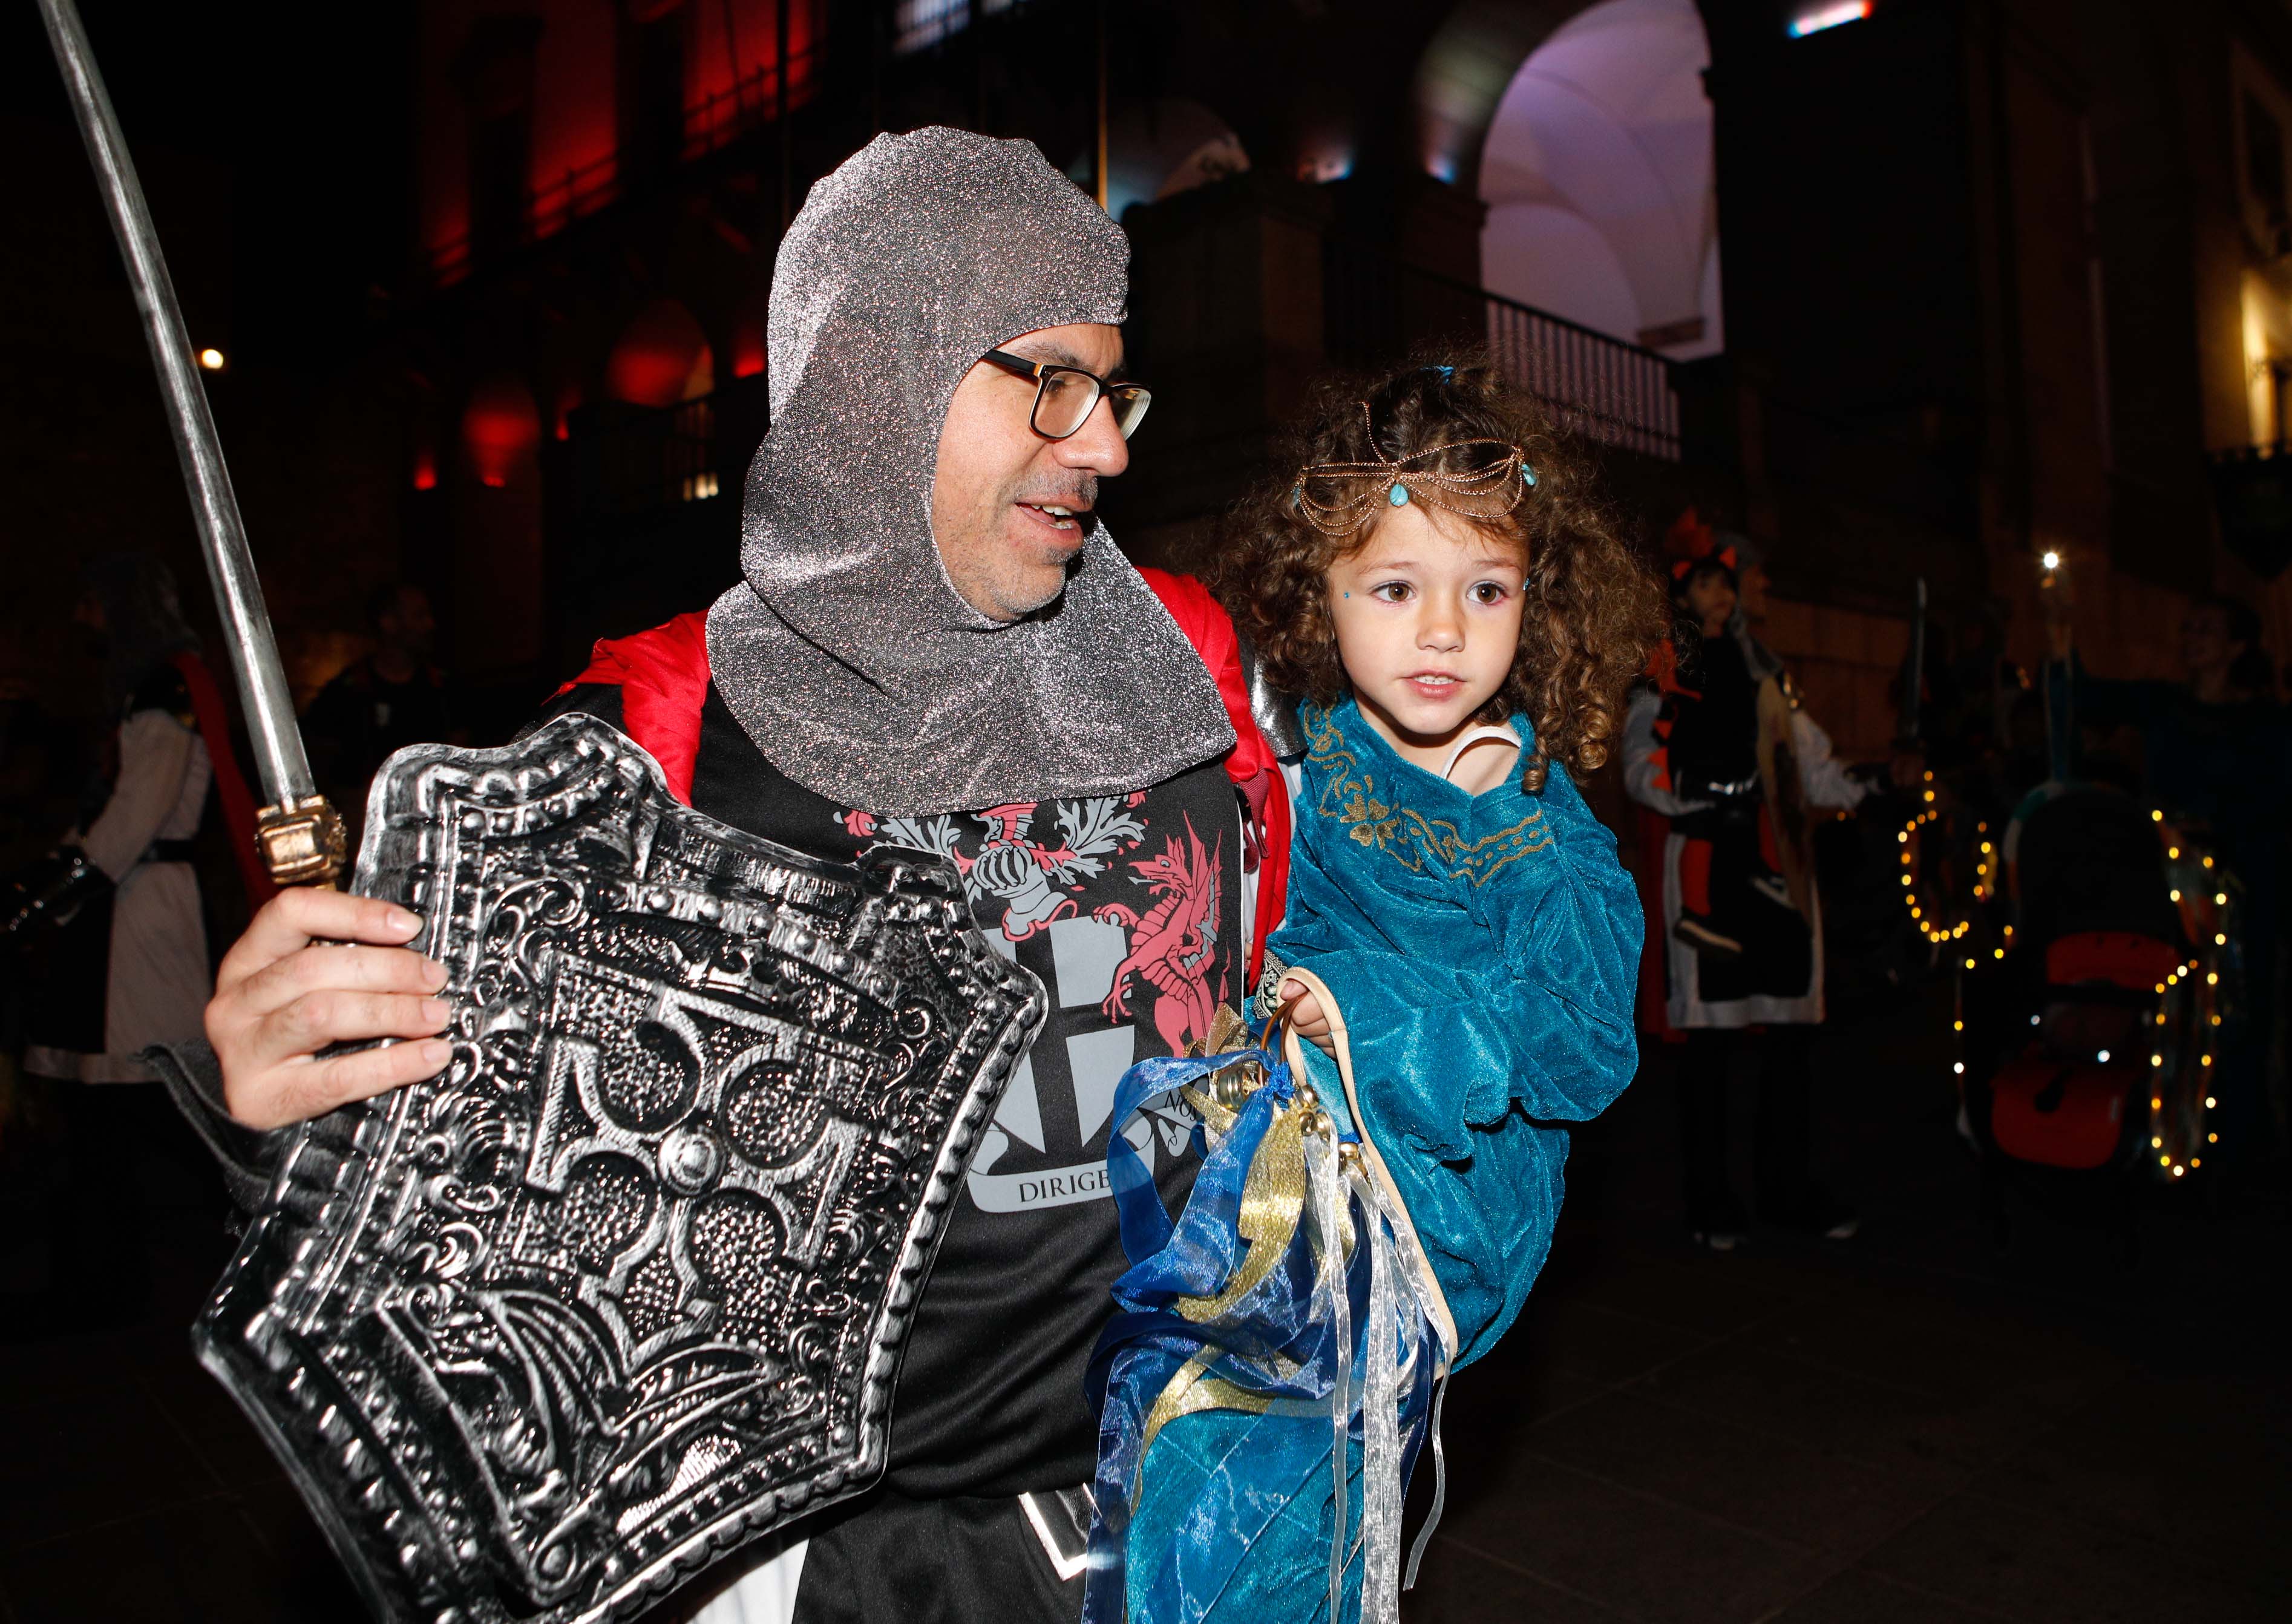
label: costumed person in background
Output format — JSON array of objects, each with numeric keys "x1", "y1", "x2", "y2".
[
  {"x1": 169, "y1": 129, "x2": 1296, "y2": 1623},
  {"x1": 2046, "y1": 594, "x2": 2289, "y2": 1171},
  {"x1": 8, "y1": 552, "x2": 269, "y2": 1327},
  {"x1": 1081, "y1": 363, "x2": 1666, "y2": 1624},
  {"x1": 1621, "y1": 516, "x2": 1870, "y2": 1252},
  {"x1": 301, "y1": 581, "x2": 461, "y2": 844}
]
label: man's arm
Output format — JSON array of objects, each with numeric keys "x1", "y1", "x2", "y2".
[
  {"x1": 195, "y1": 654, "x2": 657, "y2": 1134},
  {"x1": 1788, "y1": 706, "x2": 1869, "y2": 812}
]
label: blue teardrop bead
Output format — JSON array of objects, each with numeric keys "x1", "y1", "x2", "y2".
[{"x1": 1389, "y1": 483, "x2": 1410, "y2": 506}]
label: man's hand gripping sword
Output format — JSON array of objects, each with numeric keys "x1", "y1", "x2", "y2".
[{"x1": 37, "y1": 0, "x2": 346, "y2": 889}]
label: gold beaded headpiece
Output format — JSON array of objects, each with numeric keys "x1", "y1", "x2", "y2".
[{"x1": 1291, "y1": 401, "x2": 1537, "y2": 537}]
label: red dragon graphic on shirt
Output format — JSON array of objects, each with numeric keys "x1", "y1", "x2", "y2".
[{"x1": 1096, "y1": 814, "x2": 1224, "y2": 1056}]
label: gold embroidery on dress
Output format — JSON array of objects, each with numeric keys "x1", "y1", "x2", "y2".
[{"x1": 1303, "y1": 705, "x2": 1554, "y2": 887}]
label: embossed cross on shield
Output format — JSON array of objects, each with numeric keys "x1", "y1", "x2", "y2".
[{"x1": 193, "y1": 715, "x2": 1045, "y2": 1624}]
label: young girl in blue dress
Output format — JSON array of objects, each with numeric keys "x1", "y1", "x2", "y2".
[{"x1": 1084, "y1": 362, "x2": 1668, "y2": 1624}]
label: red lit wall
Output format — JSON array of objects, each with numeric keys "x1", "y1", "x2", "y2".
[
  {"x1": 688, "y1": 0, "x2": 826, "y2": 154},
  {"x1": 417, "y1": 1, "x2": 825, "y2": 279},
  {"x1": 730, "y1": 289, "x2": 768, "y2": 379}
]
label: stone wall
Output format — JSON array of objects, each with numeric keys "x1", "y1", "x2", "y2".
[{"x1": 1756, "y1": 597, "x2": 1910, "y2": 765}]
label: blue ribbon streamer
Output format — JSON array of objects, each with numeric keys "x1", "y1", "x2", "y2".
[{"x1": 1082, "y1": 1040, "x2": 1436, "y2": 1624}]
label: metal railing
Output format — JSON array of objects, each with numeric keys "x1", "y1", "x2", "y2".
[
  {"x1": 1324, "y1": 245, "x2": 1681, "y2": 460},
  {"x1": 1482, "y1": 286, "x2": 1681, "y2": 459}
]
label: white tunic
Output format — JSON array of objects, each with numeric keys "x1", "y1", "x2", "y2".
[{"x1": 24, "y1": 707, "x2": 212, "y2": 1083}]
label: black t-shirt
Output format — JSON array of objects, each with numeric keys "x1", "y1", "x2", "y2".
[{"x1": 541, "y1": 680, "x2": 1240, "y2": 1497}]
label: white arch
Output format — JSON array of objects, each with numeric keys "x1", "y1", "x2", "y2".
[{"x1": 1477, "y1": 0, "x2": 1720, "y2": 357}]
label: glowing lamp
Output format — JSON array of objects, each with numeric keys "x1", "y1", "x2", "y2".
[
  {"x1": 1789, "y1": 2, "x2": 1870, "y2": 36},
  {"x1": 197, "y1": 347, "x2": 226, "y2": 371},
  {"x1": 609, "y1": 300, "x2": 715, "y2": 408},
  {"x1": 461, "y1": 374, "x2": 542, "y2": 490},
  {"x1": 2041, "y1": 549, "x2": 2061, "y2": 571}
]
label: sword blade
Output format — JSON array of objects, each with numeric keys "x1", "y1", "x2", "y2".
[{"x1": 38, "y1": 0, "x2": 313, "y2": 809}]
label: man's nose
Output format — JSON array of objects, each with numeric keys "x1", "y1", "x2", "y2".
[{"x1": 1054, "y1": 394, "x2": 1130, "y2": 478}]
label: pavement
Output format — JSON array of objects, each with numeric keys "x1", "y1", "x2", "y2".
[{"x1": 1, "y1": 986, "x2": 2284, "y2": 1622}]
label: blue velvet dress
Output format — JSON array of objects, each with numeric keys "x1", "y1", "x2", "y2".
[
  {"x1": 1266, "y1": 696, "x2": 1645, "y2": 1367},
  {"x1": 1090, "y1": 697, "x2": 1644, "y2": 1624}
]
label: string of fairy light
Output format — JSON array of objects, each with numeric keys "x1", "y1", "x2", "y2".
[
  {"x1": 2147, "y1": 810, "x2": 2233, "y2": 1180},
  {"x1": 1894, "y1": 771, "x2": 1994, "y2": 949},
  {"x1": 1930, "y1": 796, "x2": 2230, "y2": 1181}
]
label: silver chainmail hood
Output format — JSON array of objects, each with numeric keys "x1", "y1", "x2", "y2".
[{"x1": 705, "y1": 127, "x2": 1235, "y2": 816}]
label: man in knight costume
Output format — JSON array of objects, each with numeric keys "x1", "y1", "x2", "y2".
[{"x1": 168, "y1": 128, "x2": 1294, "y2": 1623}]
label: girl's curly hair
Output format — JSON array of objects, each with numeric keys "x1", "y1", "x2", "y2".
[{"x1": 1212, "y1": 357, "x2": 1669, "y2": 793}]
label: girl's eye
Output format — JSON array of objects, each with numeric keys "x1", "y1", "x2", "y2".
[
  {"x1": 1470, "y1": 581, "x2": 1513, "y2": 605},
  {"x1": 1370, "y1": 581, "x2": 1413, "y2": 603}
]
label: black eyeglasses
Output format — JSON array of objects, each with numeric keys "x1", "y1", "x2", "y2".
[{"x1": 980, "y1": 349, "x2": 1152, "y2": 440}]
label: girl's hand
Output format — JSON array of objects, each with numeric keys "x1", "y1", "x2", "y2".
[{"x1": 1279, "y1": 978, "x2": 1337, "y2": 1056}]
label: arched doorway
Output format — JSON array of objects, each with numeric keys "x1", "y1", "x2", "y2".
[{"x1": 1476, "y1": 0, "x2": 1720, "y2": 358}]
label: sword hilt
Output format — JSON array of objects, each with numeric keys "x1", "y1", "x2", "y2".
[{"x1": 256, "y1": 795, "x2": 349, "y2": 889}]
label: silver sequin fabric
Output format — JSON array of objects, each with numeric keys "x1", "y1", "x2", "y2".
[{"x1": 705, "y1": 127, "x2": 1235, "y2": 816}]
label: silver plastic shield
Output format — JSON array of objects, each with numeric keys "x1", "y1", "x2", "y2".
[{"x1": 192, "y1": 714, "x2": 1044, "y2": 1624}]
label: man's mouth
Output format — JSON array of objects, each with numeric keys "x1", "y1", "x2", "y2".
[{"x1": 1017, "y1": 501, "x2": 1090, "y2": 535}]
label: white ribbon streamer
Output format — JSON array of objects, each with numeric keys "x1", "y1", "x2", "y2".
[
  {"x1": 1358, "y1": 1176, "x2": 1403, "y2": 1624},
  {"x1": 1303, "y1": 1129, "x2": 1349, "y2": 1624}
]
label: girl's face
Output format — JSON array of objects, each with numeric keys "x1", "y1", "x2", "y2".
[
  {"x1": 1326, "y1": 502, "x2": 1527, "y2": 756},
  {"x1": 1677, "y1": 567, "x2": 1735, "y2": 637}
]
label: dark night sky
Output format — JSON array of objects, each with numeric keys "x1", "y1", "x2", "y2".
[{"x1": 4, "y1": 0, "x2": 414, "y2": 371}]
